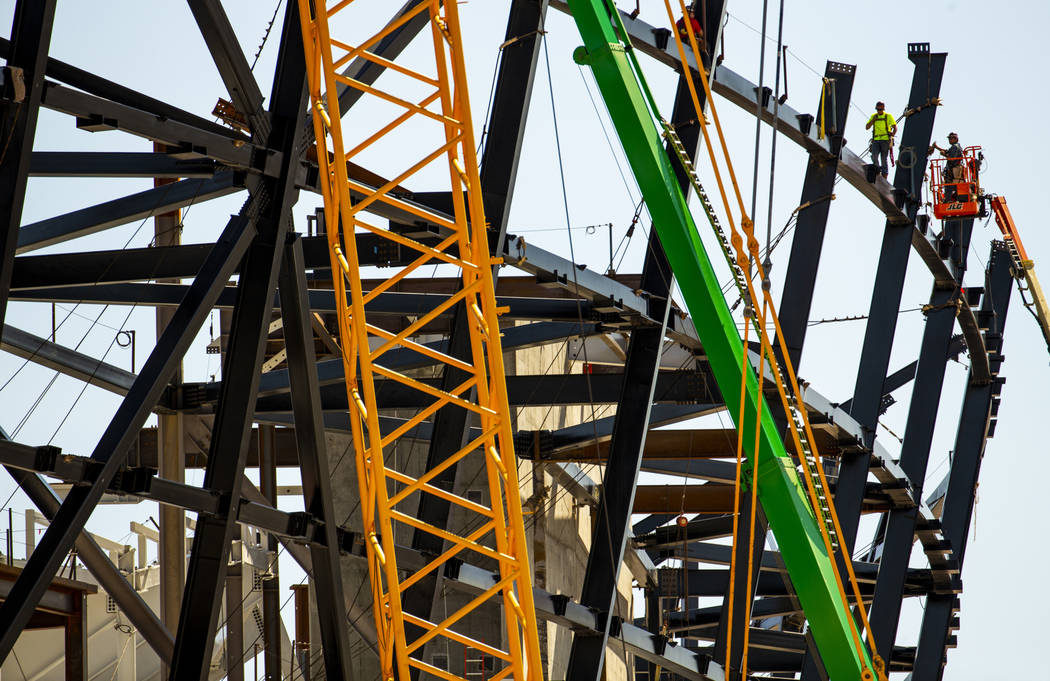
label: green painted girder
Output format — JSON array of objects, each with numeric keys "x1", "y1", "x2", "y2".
[{"x1": 564, "y1": 1, "x2": 873, "y2": 678}]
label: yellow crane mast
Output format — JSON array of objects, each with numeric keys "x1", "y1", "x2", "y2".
[{"x1": 296, "y1": 2, "x2": 543, "y2": 680}]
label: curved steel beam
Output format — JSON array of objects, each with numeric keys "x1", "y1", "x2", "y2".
[{"x1": 548, "y1": 2, "x2": 989, "y2": 383}]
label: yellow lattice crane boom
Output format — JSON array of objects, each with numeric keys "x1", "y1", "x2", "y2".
[
  {"x1": 297, "y1": 2, "x2": 543, "y2": 680},
  {"x1": 988, "y1": 196, "x2": 1050, "y2": 354}
]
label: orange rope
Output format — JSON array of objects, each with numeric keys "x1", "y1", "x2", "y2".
[
  {"x1": 724, "y1": 303, "x2": 751, "y2": 679},
  {"x1": 658, "y1": 1, "x2": 884, "y2": 677}
]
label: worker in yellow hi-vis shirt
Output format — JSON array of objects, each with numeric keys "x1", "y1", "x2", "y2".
[{"x1": 865, "y1": 101, "x2": 897, "y2": 178}]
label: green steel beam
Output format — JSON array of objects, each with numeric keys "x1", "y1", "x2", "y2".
[{"x1": 565, "y1": 1, "x2": 872, "y2": 678}]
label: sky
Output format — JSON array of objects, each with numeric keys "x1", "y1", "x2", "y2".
[{"x1": 0, "y1": 0, "x2": 1046, "y2": 679}]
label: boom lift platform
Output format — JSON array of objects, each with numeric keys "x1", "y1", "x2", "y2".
[
  {"x1": 928, "y1": 151, "x2": 1050, "y2": 353},
  {"x1": 930, "y1": 145, "x2": 983, "y2": 220}
]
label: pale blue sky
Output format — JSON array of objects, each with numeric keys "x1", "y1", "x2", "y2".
[{"x1": 0, "y1": 1, "x2": 1044, "y2": 679}]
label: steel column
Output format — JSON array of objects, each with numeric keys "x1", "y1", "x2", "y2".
[
  {"x1": 911, "y1": 242, "x2": 1012, "y2": 680},
  {"x1": 0, "y1": 211, "x2": 255, "y2": 663},
  {"x1": 777, "y1": 61, "x2": 855, "y2": 368},
  {"x1": 168, "y1": 4, "x2": 308, "y2": 678},
  {"x1": 836, "y1": 44, "x2": 945, "y2": 555},
  {"x1": 868, "y1": 226, "x2": 974, "y2": 656},
  {"x1": 566, "y1": 0, "x2": 715, "y2": 672},
  {"x1": 277, "y1": 235, "x2": 354, "y2": 681},
  {"x1": 0, "y1": 0, "x2": 57, "y2": 329},
  {"x1": 225, "y1": 566, "x2": 245, "y2": 681}
]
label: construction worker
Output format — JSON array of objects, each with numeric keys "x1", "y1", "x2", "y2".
[
  {"x1": 865, "y1": 101, "x2": 897, "y2": 178},
  {"x1": 930, "y1": 132, "x2": 964, "y2": 182},
  {"x1": 676, "y1": 5, "x2": 703, "y2": 44}
]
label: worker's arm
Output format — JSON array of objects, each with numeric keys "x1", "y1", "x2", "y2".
[{"x1": 865, "y1": 115, "x2": 874, "y2": 130}]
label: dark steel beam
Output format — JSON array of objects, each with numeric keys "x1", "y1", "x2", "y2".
[
  {"x1": 0, "y1": 211, "x2": 256, "y2": 663},
  {"x1": 445, "y1": 558, "x2": 722, "y2": 681},
  {"x1": 17, "y1": 172, "x2": 241, "y2": 253},
  {"x1": 0, "y1": 0, "x2": 57, "y2": 329},
  {"x1": 777, "y1": 61, "x2": 855, "y2": 681},
  {"x1": 568, "y1": 4, "x2": 715, "y2": 671},
  {"x1": 40, "y1": 83, "x2": 268, "y2": 172},
  {"x1": 169, "y1": 4, "x2": 307, "y2": 677},
  {"x1": 4, "y1": 466, "x2": 175, "y2": 663},
  {"x1": 30, "y1": 152, "x2": 218, "y2": 178},
  {"x1": 838, "y1": 335, "x2": 966, "y2": 414},
  {"x1": 544, "y1": 3, "x2": 990, "y2": 382},
  {"x1": 835, "y1": 44, "x2": 945, "y2": 558},
  {"x1": 277, "y1": 235, "x2": 353, "y2": 680},
  {"x1": 777, "y1": 61, "x2": 855, "y2": 368},
  {"x1": 1, "y1": 324, "x2": 136, "y2": 395},
  {"x1": 185, "y1": 0, "x2": 268, "y2": 138},
  {"x1": 0, "y1": 438, "x2": 345, "y2": 554},
  {"x1": 249, "y1": 369, "x2": 718, "y2": 412},
  {"x1": 13, "y1": 283, "x2": 600, "y2": 322},
  {"x1": 868, "y1": 225, "x2": 973, "y2": 657},
  {"x1": 256, "y1": 320, "x2": 599, "y2": 395},
  {"x1": 911, "y1": 242, "x2": 1012, "y2": 681},
  {"x1": 0, "y1": 37, "x2": 246, "y2": 141}
]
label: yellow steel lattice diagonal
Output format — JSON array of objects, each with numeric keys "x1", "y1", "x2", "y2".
[{"x1": 297, "y1": 2, "x2": 543, "y2": 681}]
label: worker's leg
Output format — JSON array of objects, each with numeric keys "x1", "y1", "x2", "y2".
[{"x1": 872, "y1": 140, "x2": 889, "y2": 177}]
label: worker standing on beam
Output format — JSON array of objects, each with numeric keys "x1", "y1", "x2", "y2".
[{"x1": 866, "y1": 101, "x2": 897, "y2": 178}]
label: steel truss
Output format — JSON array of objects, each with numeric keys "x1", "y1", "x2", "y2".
[{"x1": 0, "y1": 2, "x2": 1013, "y2": 681}]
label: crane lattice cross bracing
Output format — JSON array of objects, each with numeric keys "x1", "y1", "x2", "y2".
[{"x1": 297, "y1": 2, "x2": 543, "y2": 681}]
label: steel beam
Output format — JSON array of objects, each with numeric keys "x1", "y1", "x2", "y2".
[
  {"x1": 185, "y1": 0, "x2": 268, "y2": 138},
  {"x1": 249, "y1": 369, "x2": 718, "y2": 412},
  {"x1": 0, "y1": 0, "x2": 57, "y2": 329},
  {"x1": 1, "y1": 324, "x2": 136, "y2": 395},
  {"x1": 40, "y1": 83, "x2": 267, "y2": 172},
  {"x1": 13, "y1": 283, "x2": 602, "y2": 322},
  {"x1": 835, "y1": 45, "x2": 945, "y2": 562},
  {"x1": 277, "y1": 235, "x2": 353, "y2": 681},
  {"x1": 168, "y1": 4, "x2": 307, "y2": 677},
  {"x1": 838, "y1": 335, "x2": 966, "y2": 414},
  {"x1": 778, "y1": 61, "x2": 855, "y2": 368},
  {"x1": 567, "y1": 2, "x2": 712, "y2": 670},
  {"x1": 0, "y1": 211, "x2": 255, "y2": 663},
  {"x1": 868, "y1": 226, "x2": 971, "y2": 657},
  {"x1": 30, "y1": 152, "x2": 218, "y2": 178},
  {"x1": 911, "y1": 242, "x2": 1012, "y2": 680},
  {"x1": 17, "y1": 172, "x2": 241, "y2": 253},
  {"x1": 0, "y1": 37, "x2": 245, "y2": 141},
  {"x1": 4, "y1": 465, "x2": 175, "y2": 664},
  {"x1": 778, "y1": 61, "x2": 854, "y2": 681},
  {"x1": 544, "y1": 3, "x2": 989, "y2": 382}
]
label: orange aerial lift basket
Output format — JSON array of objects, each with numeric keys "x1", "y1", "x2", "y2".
[{"x1": 930, "y1": 145, "x2": 983, "y2": 220}]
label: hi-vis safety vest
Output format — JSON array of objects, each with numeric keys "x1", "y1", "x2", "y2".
[{"x1": 868, "y1": 112, "x2": 896, "y2": 141}]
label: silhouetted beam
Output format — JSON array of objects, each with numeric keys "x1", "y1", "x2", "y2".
[
  {"x1": 544, "y1": 427, "x2": 846, "y2": 461},
  {"x1": 30, "y1": 152, "x2": 217, "y2": 178},
  {"x1": 633, "y1": 485, "x2": 734, "y2": 514}
]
